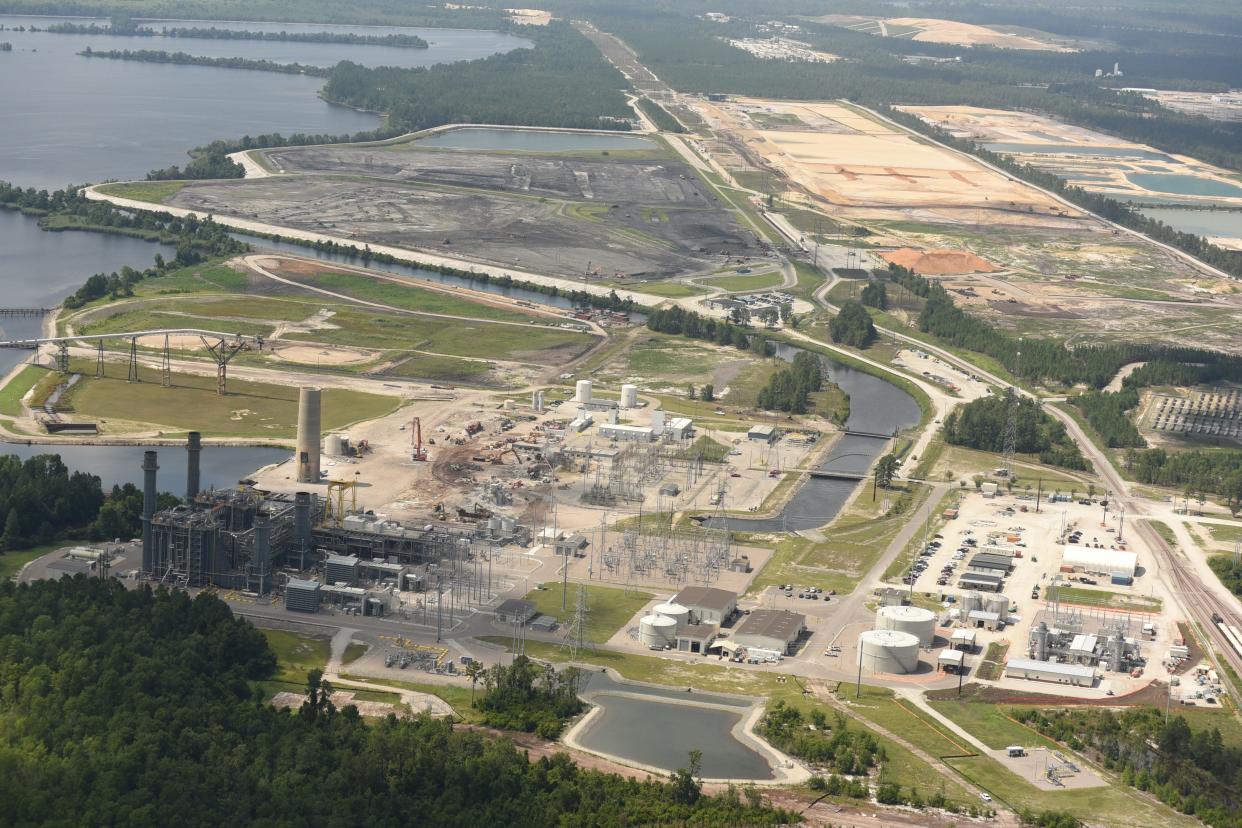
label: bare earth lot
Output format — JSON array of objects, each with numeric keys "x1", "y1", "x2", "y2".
[{"x1": 168, "y1": 141, "x2": 752, "y2": 280}]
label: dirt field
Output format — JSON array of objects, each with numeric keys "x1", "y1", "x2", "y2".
[
  {"x1": 168, "y1": 139, "x2": 754, "y2": 281},
  {"x1": 882, "y1": 248, "x2": 999, "y2": 274},
  {"x1": 815, "y1": 15, "x2": 1074, "y2": 52},
  {"x1": 272, "y1": 343, "x2": 375, "y2": 366},
  {"x1": 901, "y1": 106, "x2": 1242, "y2": 208},
  {"x1": 695, "y1": 98, "x2": 1075, "y2": 227}
]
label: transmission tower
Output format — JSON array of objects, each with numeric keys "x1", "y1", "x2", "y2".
[
  {"x1": 561, "y1": 583, "x2": 593, "y2": 660},
  {"x1": 1002, "y1": 339, "x2": 1023, "y2": 477}
]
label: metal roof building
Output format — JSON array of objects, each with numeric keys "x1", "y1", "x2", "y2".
[
  {"x1": 672, "y1": 586, "x2": 738, "y2": 624},
  {"x1": 958, "y1": 572, "x2": 1004, "y2": 592},
  {"x1": 495, "y1": 598, "x2": 537, "y2": 624},
  {"x1": 284, "y1": 578, "x2": 321, "y2": 613},
  {"x1": 733, "y1": 609, "x2": 805, "y2": 654},
  {"x1": 1061, "y1": 545, "x2": 1138, "y2": 579},
  {"x1": 968, "y1": 553, "x2": 1014, "y2": 575},
  {"x1": 1004, "y1": 657, "x2": 1096, "y2": 687}
]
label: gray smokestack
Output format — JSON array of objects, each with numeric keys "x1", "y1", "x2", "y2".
[
  {"x1": 141, "y1": 450, "x2": 159, "y2": 575},
  {"x1": 295, "y1": 387, "x2": 321, "y2": 484},
  {"x1": 186, "y1": 431, "x2": 201, "y2": 506},
  {"x1": 254, "y1": 514, "x2": 272, "y2": 594},
  {"x1": 295, "y1": 491, "x2": 312, "y2": 546}
]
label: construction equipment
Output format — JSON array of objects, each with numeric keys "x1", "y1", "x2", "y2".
[{"x1": 411, "y1": 417, "x2": 428, "y2": 462}]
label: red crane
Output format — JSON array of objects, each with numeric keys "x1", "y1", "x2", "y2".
[{"x1": 410, "y1": 417, "x2": 428, "y2": 462}]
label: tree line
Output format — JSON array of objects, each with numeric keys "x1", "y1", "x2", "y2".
[
  {"x1": 756, "y1": 351, "x2": 822, "y2": 414},
  {"x1": 0, "y1": 577, "x2": 795, "y2": 826},
  {"x1": 80, "y1": 47, "x2": 332, "y2": 78},
  {"x1": 1123, "y1": 448, "x2": 1242, "y2": 514},
  {"x1": 645, "y1": 304, "x2": 765, "y2": 354},
  {"x1": 475, "y1": 655, "x2": 584, "y2": 738},
  {"x1": 827, "y1": 300, "x2": 877, "y2": 348},
  {"x1": 634, "y1": 97, "x2": 685, "y2": 133},
  {"x1": 944, "y1": 394, "x2": 1089, "y2": 470},
  {"x1": 45, "y1": 20, "x2": 428, "y2": 47},
  {"x1": 1015, "y1": 705, "x2": 1242, "y2": 828}
]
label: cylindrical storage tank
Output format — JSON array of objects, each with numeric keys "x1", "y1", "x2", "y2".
[
  {"x1": 504, "y1": 399, "x2": 515, "y2": 411},
  {"x1": 639, "y1": 614, "x2": 677, "y2": 649},
  {"x1": 325, "y1": 434, "x2": 346, "y2": 456},
  {"x1": 959, "y1": 591, "x2": 982, "y2": 616},
  {"x1": 986, "y1": 595, "x2": 1010, "y2": 616},
  {"x1": 876, "y1": 605, "x2": 936, "y2": 647},
  {"x1": 652, "y1": 601, "x2": 690, "y2": 632},
  {"x1": 575, "y1": 380, "x2": 593, "y2": 404},
  {"x1": 620, "y1": 384, "x2": 638, "y2": 409},
  {"x1": 858, "y1": 630, "x2": 920, "y2": 674},
  {"x1": 651, "y1": 409, "x2": 665, "y2": 434}
]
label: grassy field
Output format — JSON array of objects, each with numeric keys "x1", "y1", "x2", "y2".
[
  {"x1": 702, "y1": 270, "x2": 785, "y2": 292},
  {"x1": 342, "y1": 642, "x2": 369, "y2": 666},
  {"x1": 1147, "y1": 520, "x2": 1178, "y2": 548},
  {"x1": 282, "y1": 269, "x2": 544, "y2": 324},
  {"x1": 96, "y1": 180, "x2": 190, "y2": 203},
  {"x1": 1207, "y1": 522, "x2": 1242, "y2": 544},
  {"x1": 384, "y1": 354, "x2": 495, "y2": 383},
  {"x1": 928, "y1": 700, "x2": 1060, "y2": 751},
  {"x1": 0, "y1": 365, "x2": 46, "y2": 416},
  {"x1": 128, "y1": 261, "x2": 251, "y2": 299},
  {"x1": 261, "y1": 629, "x2": 330, "y2": 686},
  {"x1": 61, "y1": 357, "x2": 400, "y2": 437},
  {"x1": 341, "y1": 673, "x2": 483, "y2": 723},
  {"x1": 596, "y1": 279, "x2": 707, "y2": 298},
  {"x1": 929, "y1": 445, "x2": 1096, "y2": 491},
  {"x1": 523, "y1": 583, "x2": 653, "y2": 643},
  {"x1": 0, "y1": 544, "x2": 58, "y2": 582},
  {"x1": 1045, "y1": 585, "x2": 1162, "y2": 613},
  {"x1": 977, "y1": 642, "x2": 1009, "y2": 681}
]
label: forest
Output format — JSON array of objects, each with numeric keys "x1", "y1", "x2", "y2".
[
  {"x1": 645, "y1": 305, "x2": 762, "y2": 354},
  {"x1": 322, "y1": 22, "x2": 634, "y2": 133},
  {"x1": 944, "y1": 394, "x2": 1088, "y2": 470},
  {"x1": 1123, "y1": 448, "x2": 1242, "y2": 513},
  {"x1": 0, "y1": 578, "x2": 795, "y2": 826},
  {"x1": 475, "y1": 656, "x2": 585, "y2": 738},
  {"x1": 634, "y1": 97, "x2": 685, "y2": 133},
  {"x1": 1069, "y1": 390, "x2": 1145, "y2": 448},
  {"x1": 756, "y1": 351, "x2": 822, "y2": 414},
  {"x1": 1014, "y1": 706, "x2": 1242, "y2": 828},
  {"x1": 45, "y1": 20, "x2": 429, "y2": 47},
  {"x1": 80, "y1": 47, "x2": 333, "y2": 79},
  {"x1": 1208, "y1": 554, "x2": 1242, "y2": 597},
  {"x1": 827, "y1": 300, "x2": 877, "y2": 348}
]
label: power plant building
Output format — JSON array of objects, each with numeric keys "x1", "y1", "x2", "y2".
[
  {"x1": 672, "y1": 586, "x2": 738, "y2": 625},
  {"x1": 1004, "y1": 657, "x2": 1095, "y2": 687},
  {"x1": 733, "y1": 609, "x2": 805, "y2": 654}
]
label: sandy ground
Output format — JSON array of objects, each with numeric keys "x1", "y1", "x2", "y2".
[
  {"x1": 882, "y1": 248, "x2": 999, "y2": 274},
  {"x1": 889, "y1": 18, "x2": 1073, "y2": 51},
  {"x1": 272, "y1": 342, "x2": 375, "y2": 366}
]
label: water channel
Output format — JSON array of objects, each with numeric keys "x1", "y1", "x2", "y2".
[
  {"x1": 574, "y1": 671, "x2": 774, "y2": 779},
  {"x1": 718, "y1": 344, "x2": 921, "y2": 533}
]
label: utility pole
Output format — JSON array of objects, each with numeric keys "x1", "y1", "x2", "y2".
[
  {"x1": 1035, "y1": 478, "x2": 1042, "y2": 514},
  {"x1": 1002, "y1": 339, "x2": 1022, "y2": 477},
  {"x1": 958, "y1": 655, "x2": 967, "y2": 697}
]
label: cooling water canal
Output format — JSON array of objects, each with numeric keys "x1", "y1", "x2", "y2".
[{"x1": 573, "y1": 672, "x2": 775, "y2": 780}]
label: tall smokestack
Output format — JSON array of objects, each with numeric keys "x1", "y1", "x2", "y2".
[
  {"x1": 254, "y1": 513, "x2": 272, "y2": 594},
  {"x1": 141, "y1": 450, "x2": 159, "y2": 574},
  {"x1": 296, "y1": 387, "x2": 322, "y2": 484},
  {"x1": 185, "y1": 431, "x2": 201, "y2": 506},
  {"x1": 294, "y1": 491, "x2": 313, "y2": 570}
]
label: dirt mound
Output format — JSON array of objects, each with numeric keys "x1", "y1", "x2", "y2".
[{"x1": 881, "y1": 247, "x2": 999, "y2": 275}]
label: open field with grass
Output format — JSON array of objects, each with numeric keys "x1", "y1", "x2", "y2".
[
  {"x1": 701, "y1": 270, "x2": 785, "y2": 292},
  {"x1": 523, "y1": 583, "x2": 653, "y2": 643},
  {"x1": 0, "y1": 544, "x2": 59, "y2": 582},
  {"x1": 1207, "y1": 522, "x2": 1242, "y2": 544},
  {"x1": 0, "y1": 365, "x2": 44, "y2": 416},
  {"x1": 96, "y1": 180, "x2": 191, "y2": 204},
  {"x1": 342, "y1": 642, "x2": 369, "y2": 666},
  {"x1": 928, "y1": 699, "x2": 1060, "y2": 751},
  {"x1": 385, "y1": 354, "x2": 496, "y2": 384},
  {"x1": 929, "y1": 444, "x2": 1097, "y2": 491},
  {"x1": 1046, "y1": 585, "x2": 1162, "y2": 613},
  {"x1": 596, "y1": 279, "x2": 707, "y2": 298},
  {"x1": 341, "y1": 673, "x2": 483, "y2": 722},
  {"x1": 261, "y1": 629, "x2": 329, "y2": 686},
  {"x1": 59, "y1": 357, "x2": 400, "y2": 438}
]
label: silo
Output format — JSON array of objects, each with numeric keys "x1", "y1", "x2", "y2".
[
  {"x1": 858, "y1": 629, "x2": 920, "y2": 674},
  {"x1": 959, "y1": 591, "x2": 982, "y2": 616},
  {"x1": 639, "y1": 614, "x2": 677, "y2": 649},
  {"x1": 986, "y1": 595, "x2": 1010, "y2": 616},
  {"x1": 296, "y1": 387, "x2": 322, "y2": 483},
  {"x1": 620, "y1": 384, "x2": 638, "y2": 408},
  {"x1": 876, "y1": 605, "x2": 936, "y2": 647},
  {"x1": 653, "y1": 601, "x2": 691, "y2": 632},
  {"x1": 575, "y1": 380, "x2": 593, "y2": 404},
  {"x1": 324, "y1": 434, "x2": 346, "y2": 456},
  {"x1": 651, "y1": 409, "x2": 665, "y2": 435}
]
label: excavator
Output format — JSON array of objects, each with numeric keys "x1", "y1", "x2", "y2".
[{"x1": 410, "y1": 417, "x2": 428, "y2": 462}]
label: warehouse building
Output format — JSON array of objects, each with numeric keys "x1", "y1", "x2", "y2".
[
  {"x1": 968, "y1": 553, "x2": 1014, "y2": 576},
  {"x1": 733, "y1": 609, "x2": 805, "y2": 655},
  {"x1": 495, "y1": 598, "x2": 537, "y2": 625},
  {"x1": 958, "y1": 572, "x2": 1004, "y2": 592},
  {"x1": 748, "y1": 424, "x2": 776, "y2": 443},
  {"x1": 1061, "y1": 545, "x2": 1138, "y2": 581},
  {"x1": 1004, "y1": 657, "x2": 1096, "y2": 687},
  {"x1": 673, "y1": 585, "x2": 738, "y2": 625},
  {"x1": 675, "y1": 622, "x2": 718, "y2": 654}
]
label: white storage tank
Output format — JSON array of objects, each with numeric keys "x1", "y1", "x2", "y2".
[
  {"x1": 651, "y1": 409, "x2": 665, "y2": 434},
  {"x1": 876, "y1": 605, "x2": 936, "y2": 647},
  {"x1": 324, "y1": 434, "x2": 346, "y2": 456},
  {"x1": 652, "y1": 601, "x2": 690, "y2": 632},
  {"x1": 986, "y1": 595, "x2": 1011, "y2": 616},
  {"x1": 858, "y1": 629, "x2": 920, "y2": 674},
  {"x1": 959, "y1": 591, "x2": 983, "y2": 616},
  {"x1": 639, "y1": 614, "x2": 677, "y2": 649},
  {"x1": 620, "y1": 384, "x2": 639, "y2": 409},
  {"x1": 575, "y1": 380, "x2": 593, "y2": 404}
]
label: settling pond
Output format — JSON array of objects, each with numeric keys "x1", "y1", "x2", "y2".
[
  {"x1": 412, "y1": 127, "x2": 654, "y2": 152},
  {"x1": 573, "y1": 671, "x2": 775, "y2": 780}
]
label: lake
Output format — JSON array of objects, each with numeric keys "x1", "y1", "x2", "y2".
[
  {"x1": 1137, "y1": 207, "x2": 1242, "y2": 240},
  {"x1": 1126, "y1": 173, "x2": 1242, "y2": 199},
  {"x1": 0, "y1": 441, "x2": 289, "y2": 490},
  {"x1": 0, "y1": 14, "x2": 529, "y2": 189},
  {"x1": 413, "y1": 126, "x2": 653, "y2": 152},
  {"x1": 983, "y1": 142, "x2": 1174, "y2": 162}
]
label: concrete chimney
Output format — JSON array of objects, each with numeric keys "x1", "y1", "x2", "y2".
[
  {"x1": 295, "y1": 387, "x2": 322, "y2": 483},
  {"x1": 141, "y1": 450, "x2": 159, "y2": 574},
  {"x1": 185, "y1": 431, "x2": 201, "y2": 506}
]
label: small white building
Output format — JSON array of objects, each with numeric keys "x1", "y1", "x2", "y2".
[
  {"x1": 1004, "y1": 657, "x2": 1095, "y2": 687},
  {"x1": 938, "y1": 648, "x2": 966, "y2": 673},
  {"x1": 748, "y1": 424, "x2": 776, "y2": 443},
  {"x1": 599, "y1": 423, "x2": 654, "y2": 442},
  {"x1": 665, "y1": 417, "x2": 694, "y2": 440}
]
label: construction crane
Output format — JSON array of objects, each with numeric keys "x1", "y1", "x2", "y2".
[{"x1": 410, "y1": 417, "x2": 428, "y2": 462}]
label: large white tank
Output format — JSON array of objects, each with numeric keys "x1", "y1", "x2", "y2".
[
  {"x1": 653, "y1": 601, "x2": 690, "y2": 632},
  {"x1": 620, "y1": 384, "x2": 639, "y2": 409},
  {"x1": 575, "y1": 380, "x2": 593, "y2": 404},
  {"x1": 639, "y1": 614, "x2": 677, "y2": 649},
  {"x1": 876, "y1": 605, "x2": 936, "y2": 647},
  {"x1": 986, "y1": 595, "x2": 1011, "y2": 616},
  {"x1": 858, "y1": 630, "x2": 920, "y2": 674},
  {"x1": 651, "y1": 409, "x2": 665, "y2": 434},
  {"x1": 324, "y1": 434, "x2": 346, "y2": 456},
  {"x1": 959, "y1": 591, "x2": 983, "y2": 616}
]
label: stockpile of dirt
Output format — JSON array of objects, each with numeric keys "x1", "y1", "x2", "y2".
[{"x1": 881, "y1": 247, "x2": 999, "y2": 275}]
